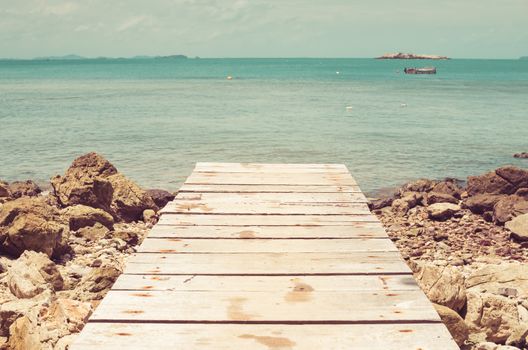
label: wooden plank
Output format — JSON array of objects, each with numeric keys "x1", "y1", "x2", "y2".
[
  {"x1": 89, "y1": 290, "x2": 440, "y2": 322},
  {"x1": 72, "y1": 323, "x2": 459, "y2": 350},
  {"x1": 195, "y1": 162, "x2": 348, "y2": 171},
  {"x1": 123, "y1": 252, "x2": 412, "y2": 275},
  {"x1": 179, "y1": 184, "x2": 362, "y2": 193},
  {"x1": 174, "y1": 192, "x2": 368, "y2": 203},
  {"x1": 162, "y1": 201, "x2": 370, "y2": 215},
  {"x1": 158, "y1": 214, "x2": 379, "y2": 226},
  {"x1": 148, "y1": 224, "x2": 388, "y2": 239},
  {"x1": 185, "y1": 172, "x2": 357, "y2": 185},
  {"x1": 111, "y1": 275, "x2": 421, "y2": 292},
  {"x1": 137, "y1": 238, "x2": 398, "y2": 253}
]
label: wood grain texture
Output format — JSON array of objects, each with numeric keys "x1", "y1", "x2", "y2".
[
  {"x1": 179, "y1": 184, "x2": 362, "y2": 193},
  {"x1": 185, "y1": 172, "x2": 357, "y2": 185}
]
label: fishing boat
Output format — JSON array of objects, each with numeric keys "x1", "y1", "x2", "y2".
[{"x1": 404, "y1": 67, "x2": 437, "y2": 74}]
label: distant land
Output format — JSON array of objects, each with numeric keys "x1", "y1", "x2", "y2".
[
  {"x1": 377, "y1": 52, "x2": 449, "y2": 60},
  {"x1": 0, "y1": 54, "x2": 189, "y2": 61},
  {"x1": 520, "y1": 56, "x2": 528, "y2": 60}
]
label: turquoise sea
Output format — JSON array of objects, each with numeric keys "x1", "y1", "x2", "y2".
[{"x1": 0, "y1": 58, "x2": 527, "y2": 194}]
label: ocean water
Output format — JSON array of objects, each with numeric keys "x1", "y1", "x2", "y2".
[{"x1": 0, "y1": 58, "x2": 527, "y2": 194}]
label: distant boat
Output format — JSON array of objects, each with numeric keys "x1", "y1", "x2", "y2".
[{"x1": 404, "y1": 67, "x2": 437, "y2": 75}]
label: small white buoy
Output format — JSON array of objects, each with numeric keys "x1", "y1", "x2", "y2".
[
  {"x1": 346, "y1": 106, "x2": 353, "y2": 111},
  {"x1": 400, "y1": 103, "x2": 407, "y2": 107},
  {"x1": 226, "y1": 76, "x2": 233, "y2": 80},
  {"x1": 336, "y1": 71, "x2": 340, "y2": 75}
]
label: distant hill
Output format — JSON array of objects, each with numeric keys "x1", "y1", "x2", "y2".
[
  {"x1": 377, "y1": 52, "x2": 449, "y2": 60},
  {"x1": 34, "y1": 54, "x2": 86, "y2": 60},
  {"x1": 520, "y1": 56, "x2": 528, "y2": 60},
  {"x1": 29, "y1": 54, "x2": 188, "y2": 60}
]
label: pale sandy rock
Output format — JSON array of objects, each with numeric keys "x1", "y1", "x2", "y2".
[
  {"x1": 466, "y1": 263, "x2": 528, "y2": 298},
  {"x1": 54, "y1": 334, "x2": 76, "y2": 350},
  {"x1": 75, "y1": 223, "x2": 109, "y2": 242},
  {"x1": 72, "y1": 265, "x2": 121, "y2": 301},
  {"x1": 413, "y1": 262, "x2": 466, "y2": 311},
  {"x1": 465, "y1": 291, "x2": 522, "y2": 343},
  {"x1": 142, "y1": 209, "x2": 157, "y2": 224},
  {"x1": 433, "y1": 303, "x2": 469, "y2": 346},
  {"x1": 506, "y1": 214, "x2": 528, "y2": 241},
  {"x1": 391, "y1": 191, "x2": 421, "y2": 214},
  {"x1": 43, "y1": 299, "x2": 92, "y2": 334},
  {"x1": 7, "y1": 316, "x2": 40, "y2": 350},
  {"x1": 506, "y1": 324, "x2": 528, "y2": 348},
  {"x1": 427, "y1": 203, "x2": 461, "y2": 221}
]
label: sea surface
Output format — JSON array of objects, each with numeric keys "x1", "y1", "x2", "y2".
[{"x1": 0, "y1": 58, "x2": 527, "y2": 194}]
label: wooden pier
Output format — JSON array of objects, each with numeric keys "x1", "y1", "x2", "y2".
[{"x1": 71, "y1": 163, "x2": 458, "y2": 349}]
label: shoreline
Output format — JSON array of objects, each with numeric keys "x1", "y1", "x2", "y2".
[{"x1": 1, "y1": 154, "x2": 528, "y2": 349}]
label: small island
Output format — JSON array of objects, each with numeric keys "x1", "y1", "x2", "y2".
[{"x1": 377, "y1": 52, "x2": 449, "y2": 60}]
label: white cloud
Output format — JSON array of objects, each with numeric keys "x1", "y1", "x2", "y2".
[
  {"x1": 116, "y1": 15, "x2": 149, "y2": 32},
  {"x1": 40, "y1": 2, "x2": 78, "y2": 16}
]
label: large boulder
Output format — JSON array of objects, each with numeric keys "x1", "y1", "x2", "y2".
[
  {"x1": 506, "y1": 214, "x2": 528, "y2": 242},
  {"x1": 467, "y1": 171, "x2": 515, "y2": 196},
  {"x1": 400, "y1": 179, "x2": 437, "y2": 194},
  {"x1": 0, "y1": 182, "x2": 10, "y2": 199},
  {"x1": 42, "y1": 298, "x2": 93, "y2": 334},
  {"x1": 464, "y1": 194, "x2": 507, "y2": 214},
  {"x1": 7, "y1": 251, "x2": 64, "y2": 298},
  {"x1": 391, "y1": 191, "x2": 422, "y2": 215},
  {"x1": 493, "y1": 196, "x2": 528, "y2": 224},
  {"x1": 433, "y1": 303, "x2": 469, "y2": 347},
  {"x1": 0, "y1": 197, "x2": 67, "y2": 257},
  {"x1": 7, "y1": 180, "x2": 41, "y2": 199},
  {"x1": 496, "y1": 166, "x2": 528, "y2": 190},
  {"x1": 465, "y1": 291, "x2": 523, "y2": 343},
  {"x1": 72, "y1": 265, "x2": 121, "y2": 301},
  {"x1": 51, "y1": 152, "x2": 157, "y2": 222},
  {"x1": 424, "y1": 192, "x2": 459, "y2": 205},
  {"x1": 466, "y1": 264, "x2": 528, "y2": 298},
  {"x1": 427, "y1": 203, "x2": 461, "y2": 221},
  {"x1": 61, "y1": 205, "x2": 114, "y2": 231},
  {"x1": 432, "y1": 179, "x2": 463, "y2": 199},
  {"x1": 146, "y1": 189, "x2": 175, "y2": 209},
  {"x1": 413, "y1": 262, "x2": 466, "y2": 311},
  {"x1": 7, "y1": 316, "x2": 40, "y2": 350}
]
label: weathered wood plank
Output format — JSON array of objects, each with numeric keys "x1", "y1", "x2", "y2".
[
  {"x1": 123, "y1": 252, "x2": 412, "y2": 275},
  {"x1": 111, "y1": 275, "x2": 421, "y2": 292},
  {"x1": 157, "y1": 214, "x2": 379, "y2": 226},
  {"x1": 162, "y1": 201, "x2": 371, "y2": 215},
  {"x1": 137, "y1": 238, "x2": 398, "y2": 253},
  {"x1": 148, "y1": 224, "x2": 388, "y2": 239},
  {"x1": 73, "y1": 323, "x2": 459, "y2": 350},
  {"x1": 195, "y1": 162, "x2": 348, "y2": 171},
  {"x1": 179, "y1": 184, "x2": 362, "y2": 193},
  {"x1": 185, "y1": 172, "x2": 357, "y2": 185},
  {"x1": 89, "y1": 290, "x2": 440, "y2": 322},
  {"x1": 174, "y1": 192, "x2": 368, "y2": 203}
]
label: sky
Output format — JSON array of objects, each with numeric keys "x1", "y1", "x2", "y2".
[{"x1": 0, "y1": 0, "x2": 527, "y2": 59}]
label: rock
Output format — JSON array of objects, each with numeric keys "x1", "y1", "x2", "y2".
[
  {"x1": 7, "y1": 251, "x2": 64, "y2": 298},
  {"x1": 392, "y1": 192, "x2": 422, "y2": 215},
  {"x1": 427, "y1": 203, "x2": 461, "y2": 221},
  {"x1": 44, "y1": 298, "x2": 93, "y2": 333},
  {"x1": 496, "y1": 166, "x2": 528, "y2": 190},
  {"x1": 465, "y1": 291, "x2": 522, "y2": 343},
  {"x1": 466, "y1": 264, "x2": 528, "y2": 298},
  {"x1": 0, "y1": 296, "x2": 41, "y2": 337},
  {"x1": 7, "y1": 316, "x2": 40, "y2": 350},
  {"x1": 62, "y1": 205, "x2": 114, "y2": 231},
  {"x1": 142, "y1": 209, "x2": 157, "y2": 224},
  {"x1": 433, "y1": 303, "x2": 469, "y2": 346},
  {"x1": 0, "y1": 182, "x2": 10, "y2": 199},
  {"x1": 368, "y1": 197, "x2": 394, "y2": 210},
  {"x1": 424, "y1": 192, "x2": 459, "y2": 205},
  {"x1": 506, "y1": 214, "x2": 528, "y2": 242},
  {"x1": 400, "y1": 179, "x2": 436, "y2": 194},
  {"x1": 494, "y1": 196, "x2": 528, "y2": 224},
  {"x1": 514, "y1": 153, "x2": 528, "y2": 159},
  {"x1": 146, "y1": 189, "x2": 175, "y2": 209},
  {"x1": 467, "y1": 171, "x2": 515, "y2": 196},
  {"x1": 0, "y1": 197, "x2": 67, "y2": 257},
  {"x1": 51, "y1": 152, "x2": 158, "y2": 222},
  {"x1": 76, "y1": 222, "x2": 110, "y2": 242},
  {"x1": 432, "y1": 179, "x2": 462, "y2": 199},
  {"x1": 7, "y1": 180, "x2": 41, "y2": 199},
  {"x1": 474, "y1": 343, "x2": 520, "y2": 350},
  {"x1": 506, "y1": 325, "x2": 528, "y2": 348},
  {"x1": 413, "y1": 262, "x2": 466, "y2": 311},
  {"x1": 464, "y1": 194, "x2": 507, "y2": 214},
  {"x1": 54, "y1": 334, "x2": 76, "y2": 350},
  {"x1": 73, "y1": 265, "x2": 121, "y2": 301}
]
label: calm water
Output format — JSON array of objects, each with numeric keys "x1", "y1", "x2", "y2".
[{"x1": 0, "y1": 58, "x2": 527, "y2": 194}]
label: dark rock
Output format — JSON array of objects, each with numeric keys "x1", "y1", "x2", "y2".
[
  {"x1": 463, "y1": 194, "x2": 507, "y2": 214},
  {"x1": 432, "y1": 179, "x2": 462, "y2": 199},
  {"x1": 369, "y1": 197, "x2": 394, "y2": 210},
  {"x1": 466, "y1": 171, "x2": 515, "y2": 196},
  {"x1": 514, "y1": 152, "x2": 528, "y2": 159},
  {"x1": 0, "y1": 181, "x2": 10, "y2": 198},
  {"x1": 496, "y1": 166, "x2": 528, "y2": 190},
  {"x1": 400, "y1": 179, "x2": 437, "y2": 194},
  {"x1": 7, "y1": 180, "x2": 41, "y2": 199},
  {"x1": 425, "y1": 192, "x2": 459, "y2": 206},
  {"x1": 146, "y1": 189, "x2": 175, "y2": 209},
  {"x1": 493, "y1": 195, "x2": 528, "y2": 224},
  {"x1": 62, "y1": 205, "x2": 114, "y2": 231}
]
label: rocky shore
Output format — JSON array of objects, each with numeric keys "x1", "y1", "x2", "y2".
[
  {"x1": 0, "y1": 153, "x2": 174, "y2": 349},
  {"x1": 370, "y1": 165, "x2": 528, "y2": 350}
]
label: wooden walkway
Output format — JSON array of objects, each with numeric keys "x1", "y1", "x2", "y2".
[{"x1": 71, "y1": 163, "x2": 458, "y2": 349}]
